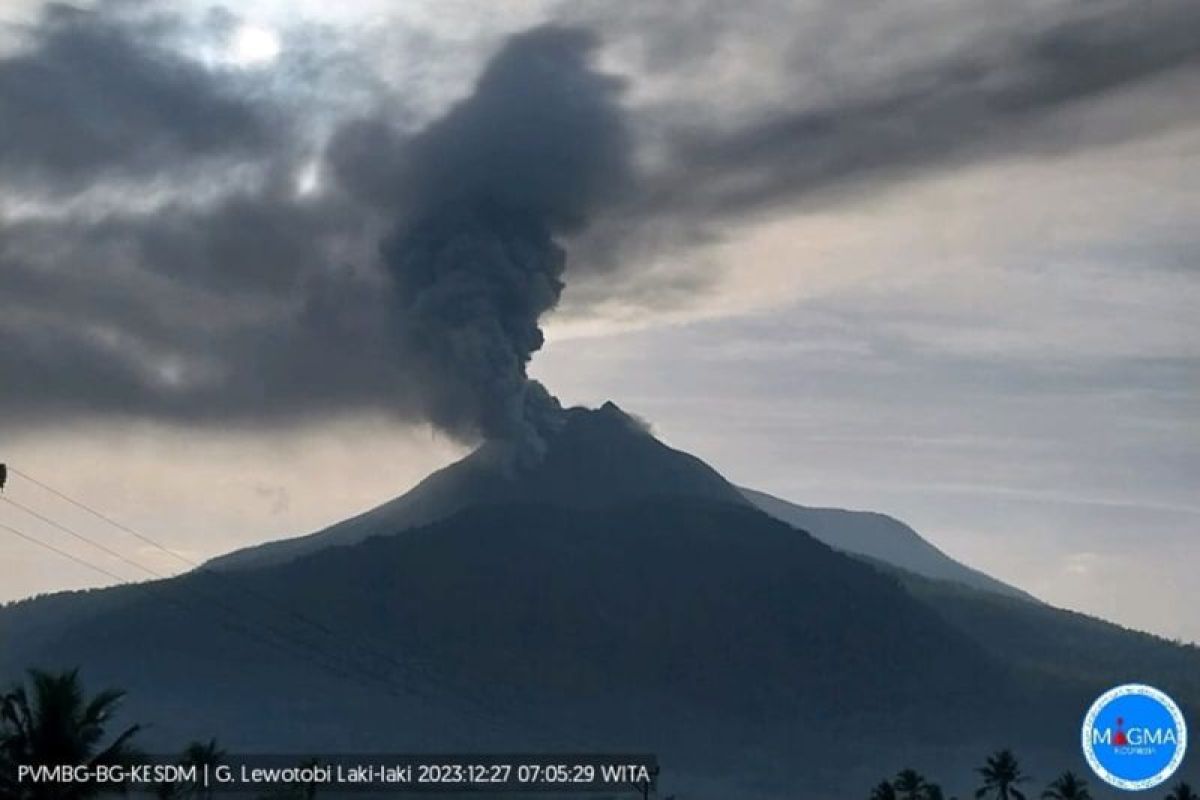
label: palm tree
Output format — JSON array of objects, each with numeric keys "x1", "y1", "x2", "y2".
[
  {"x1": 0, "y1": 668, "x2": 141, "y2": 800},
  {"x1": 181, "y1": 739, "x2": 225, "y2": 800},
  {"x1": 295, "y1": 756, "x2": 319, "y2": 800},
  {"x1": 895, "y1": 769, "x2": 930, "y2": 800},
  {"x1": 871, "y1": 779, "x2": 899, "y2": 800},
  {"x1": 1166, "y1": 784, "x2": 1197, "y2": 800},
  {"x1": 183, "y1": 743, "x2": 224, "y2": 796},
  {"x1": 182, "y1": 739, "x2": 223, "y2": 768},
  {"x1": 975, "y1": 749, "x2": 1029, "y2": 800},
  {"x1": 1041, "y1": 771, "x2": 1091, "y2": 800},
  {"x1": 154, "y1": 781, "x2": 182, "y2": 800}
]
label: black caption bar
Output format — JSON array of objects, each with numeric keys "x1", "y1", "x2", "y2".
[{"x1": 14, "y1": 754, "x2": 659, "y2": 794}]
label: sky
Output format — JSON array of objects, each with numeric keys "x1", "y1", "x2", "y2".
[{"x1": 0, "y1": 0, "x2": 1197, "y2": 642}]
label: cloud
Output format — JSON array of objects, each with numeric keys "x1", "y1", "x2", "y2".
[
  {"x1": 2, "y1": 0, "x2": 1196, "y2": 641},
  {"x1": 1, "y1": 0, "x2": 1197, "y2": 439},
  {"x1": 564, "y1": 0, "x2": 1200, "y2": 285},
  {"x1": 678, "y1": 1, "x2": 1198, "y2": 201},
  {"x1": 0, "y1": 15, "x2": 631, "y2": 451},
  {"x1": 0, "y1": 3, "x2": 275, "y2": 194},
  {"x1": 330, "y1": 26, "x2": 630, "y2": 457}
]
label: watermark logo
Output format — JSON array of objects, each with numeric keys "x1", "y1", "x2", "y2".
[{"x1": 1082, "y1": 684, "x2": 1187, "y2": 791}]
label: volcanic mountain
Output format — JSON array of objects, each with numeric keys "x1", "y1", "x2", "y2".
[
  {"x1": 209, "y1": 402, "x2": 1028, "y2": 603},
  {"x1": 208, "y1": 402, "x2": 750, "y2": 571},
  {"x1": 2, "y1": 404, "x2": 1197, "y2": 798},
  {"x1": 740, "y1": 488, "x2": 1035, "y2": 600}
]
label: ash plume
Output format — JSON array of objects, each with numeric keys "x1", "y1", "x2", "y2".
[
  {"x1": 354, "y1": 26, "x2": 630, "y2": 463},
  {"x1": 6, "y1": 1, "x2": 1191, "y2": 450}
]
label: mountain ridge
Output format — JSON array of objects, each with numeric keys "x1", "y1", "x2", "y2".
[
  {"x1": 208, "y1": 402, "x2": 750, "y2": 571},
  {"x1": 4, "y1": 497, "x2": 1197, "y2": 796},
  {"x1": 0, "y1": 499, "x2": 1068, "y2": 796},
  {"x1": 741, "y1": 487, "x2": 1036, "y2": 601},
  {"x1": 209, "y1": 403, "x2": 1033, "y2": 607},
  {"x1": 2, "y1": 404, "x2": 1198, "y2": 796}
]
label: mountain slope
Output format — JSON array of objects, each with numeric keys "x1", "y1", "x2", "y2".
[
  {"x1": 4, "y1": 404, "x2": 1197, "y2": 796},
  {"x1": 4, "y1": 498, "x2": 1197, "y2": 796},
  {"x1": 885, "y1": 564, "x2": 1200, "y2": 699},
  {"x1": 742, "y1": 488, "x2": 1036, "y2": 601},
  {"x1": 209, "y1": 402, "x2": 749, "y2": 571},
  {"x1": 0, "y1": 500, "x2": 1088, "y2": 796},
  {"x1": 212, "y1": 403, "x2": 1035, "y2": 608}
]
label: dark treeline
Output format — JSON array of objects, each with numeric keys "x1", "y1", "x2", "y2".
[
  {"x1": 866, "y1": 748, "x2": 1195, "y2": 800},
  {"x1": 0, "y1": 669, "x2": 1194, "y2": 800},
  {"x1": 0, "y1": 670, "x2": 315, "y2": 800}
]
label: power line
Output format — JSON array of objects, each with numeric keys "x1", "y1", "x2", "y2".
[
  {"x1": 0, "y1": 515, "x2": 373, "y2": 688},
  {"x1": 11, "y1": 466, "x2": 192, "y2": 569},
  {"x1": 3, "y1": 495, "x2": 174, "y2": 581},
  {"x1": 2, "y1": 468, "x2": 505, "y2": 724},
  {"x1": 0, "y1": 520, "x2": 129, "y2": 584},
  {"x1": 5, "y1": 468, "x2": 445, "y2": 686},
  {"x1": 0, "y1": 513, "x2": 406, "y2": 697},
  {"x1": 0, "y1": 494, "x2": 415, "y2": 700},
  {"x1": 10, "y1": 467, "x2": 415, "y2": 676}
]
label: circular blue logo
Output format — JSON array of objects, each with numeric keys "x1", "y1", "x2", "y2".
[{"x1": 1082, "y1": 684, "x2": 1188, "y2": 791}]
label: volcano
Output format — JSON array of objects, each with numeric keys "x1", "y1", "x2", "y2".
[
  {"x1": 208, "y1": 402, "x2": 1030, "y2": 603},
  {"x1": 209, "y1": 402, "x2": 749, "y2": 571},
  {"x1": 2, "y1": 404, "x2": 1197, "y2": 797}
]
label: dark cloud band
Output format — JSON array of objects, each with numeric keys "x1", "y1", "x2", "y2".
[{"x1": 1, "y1": 0, "x2": 1196, "y2": 446}]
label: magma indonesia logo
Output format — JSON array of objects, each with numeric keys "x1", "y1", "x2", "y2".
[{"x1": 1082, "y1": 684, "x2": 1188, "y2": 791}]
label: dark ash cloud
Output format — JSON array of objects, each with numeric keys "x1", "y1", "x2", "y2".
[
  {"x1": 339, "y1": 26, "x2": 630, "y2": 460},
  {"x1": 567, "y1": 0, "x2": 1200, "y2": 275},
  {"x1": 1, "y1": 18, "x2": 630, "y2": 462},
  {"x1": 0, "y1": 0, "x2": 1196, "y2": 450},
  {"x1": 0, "y1": 3, "x2": 273, "y2": 193},
  {"x1": 660, "y1": 0, "x2": 1200, "y2": 215}
]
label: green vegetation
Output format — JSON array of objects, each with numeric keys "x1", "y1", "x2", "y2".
[
  {"x1": 975, "y1": 749, "x2": 1029, "y2": 800},
  {"x1": 0, "y1": 669, "x2": 141, "y2": 800},
  {"x1": 870, "y1": 780, "x2": 899, "y2": 800},
  {"x1": 871, "y1": 751, "x2": 1194, "y2": 800},
  {"x1": 1, "y1": 669, "x2": 1195, "y2": 800},
  {"x1": 868, "y1": 767, "x2": 950, "y2": 800},
  {"x1": 1165, "y1": 784, "x2": 1197, "y2": 800},
  {"x1": 1040, "y1": 771, "x2": 1091, "y2": 800},
  {"x1": 155, "y1": 739, "x2": 226, "y2": 800}
]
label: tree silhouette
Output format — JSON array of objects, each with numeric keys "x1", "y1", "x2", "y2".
[
  {"x1": 1165, "y1": 784, "x2": 1197, "y2": 800},
  {"x1": 0, "y1": 668, "x2": 141, "y2": 800},
  {"x1": 870, "y1": 779, "x2": 899, "y2": 800},
  {"x1": 155, "y1": 779, "x2": 182, "y2": 800},
  {"x1": 975, "y1": 749, "x2": 1029, "y2": 800},
  {"x1": 1041, "y1": 771, "x2": 1091, "y2": 800},
  {"x1": 294, "y1": 757, "x2": 319, "y2": 800},
  {"x1": 150, "y1": 740, "x2": 221, "y2": 800},
  {"x1": 182, "y1": 739, "x2": 225, "y2": 800},
  {"x1": 182, "y1": 739, "x2": 224, "y2": 769},
  {"x1": 895, "y1": 769, "x2": 931, "y2": 800}
]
